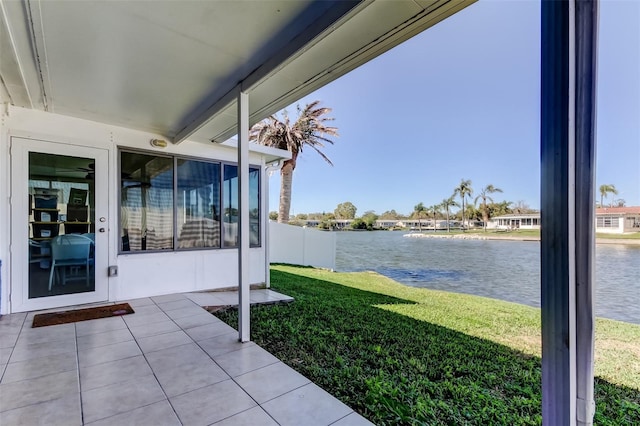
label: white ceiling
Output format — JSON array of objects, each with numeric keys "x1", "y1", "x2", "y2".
[{"x1": 1, "y1": 0, "x2": 475, "y2": 144}]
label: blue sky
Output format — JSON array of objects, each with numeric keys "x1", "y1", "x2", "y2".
[{"x1": 267, "y1": 0, "x2": 640, "y2": 217}]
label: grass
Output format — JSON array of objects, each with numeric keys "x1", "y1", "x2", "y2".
[
  {"x1": 214, "y1": 265, "x2": 640, "y2": 425},
  {"x1": 596, "y1": 232, "x2": 640, "y2": 240}
]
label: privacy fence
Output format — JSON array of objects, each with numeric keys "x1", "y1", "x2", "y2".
[{"x1": 269, "y1": 222, "x2": 336, "y2": 271}]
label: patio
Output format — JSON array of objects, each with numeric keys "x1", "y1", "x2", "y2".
[{"x1": 0, "y1": 290, "x2": 372, "y2": 425}]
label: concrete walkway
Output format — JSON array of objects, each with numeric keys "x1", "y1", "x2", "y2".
[{"x1": 0, "y1": 290, "x2": 372, "y2": 425}]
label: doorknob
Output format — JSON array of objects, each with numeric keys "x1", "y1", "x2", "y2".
[{"x1": 99, "y1": 228, "x2": 106, "y2": 233}]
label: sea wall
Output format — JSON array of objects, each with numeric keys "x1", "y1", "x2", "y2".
[{"x1": 403, "y1": 233, "x2": 640, "y2": 245}]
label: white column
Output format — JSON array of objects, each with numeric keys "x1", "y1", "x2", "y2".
[
  {"x1": 574, "y1": 1, "x2": 598, "y2": 424},
  {"x1": 237, "y1": 91, "x2": 250, "y2": 342},
  {"x1": 540, "y1": 1, "x2": 597, "y2": 425}
]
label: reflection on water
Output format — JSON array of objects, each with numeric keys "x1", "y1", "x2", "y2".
[{"x1": 335, "y1": 231, "x2": 640, "y2": 324}]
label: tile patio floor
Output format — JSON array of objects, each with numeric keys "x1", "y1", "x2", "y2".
[{"x1": 0, "y1": 290, "x2": 373, "y2": 425}]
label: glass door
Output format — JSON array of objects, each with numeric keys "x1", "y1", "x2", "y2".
[{"x1": 11, "y1": 137, "x2": 109, "y2": 312}]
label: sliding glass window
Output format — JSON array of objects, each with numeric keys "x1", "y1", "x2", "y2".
[
  {"x1": 222, "y1": 165, "x2": 261, "y2": 248},
  {"x1": 249, "y1": 167, "x2": 261, "y2": 246},
  {"x1": 120, "y1": 150, "x2": 260, "y2": 253},
  {"x1": 177, "y1": 159, "x2": 221, "y2": 249},
  {"x1": 120, "y1": 152, "x2": 174, "y2": 252}
]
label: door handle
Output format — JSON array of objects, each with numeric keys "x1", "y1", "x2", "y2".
[{"x1": 99, "y1": 228, "x2": 106, "y2": 233}]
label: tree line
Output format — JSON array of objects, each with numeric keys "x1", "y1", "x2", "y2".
[
  {"x1": 251, "y1": 100, "x2": 625, "y2": 228},
  {"x1": 269, "y1": 179, "x2": 538, "y2": 232},
  {"x1": 271, "y1": 181, "x2": 624, "y2": 230}
]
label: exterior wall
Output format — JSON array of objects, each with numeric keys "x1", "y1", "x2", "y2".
[
  {"x1": 0, "y1": 108, "x2": 9, "y2": 313},
  {"x1": 269, "y1": 222, "x2": 336, "y2": 270},
  {"x1": 595, "y1": 215, "x2": 624, "y2": 234},
  {"x1": 595, "y1": 209, "x2": 640, "y2": 234},
  {"x1": 518, "y1": 223, "x2": 540, "y2": 230},
  {"x1": 624, "y1": 215, "x2": 640, "y2": 232},
  {"x1": 488, "y1": 216, "x2": 541, "y2": 230},
  {"x1": 114, "y1": 248, "x2": 265, "y2": 301},
  {"x1": 0, "y1": 106, "x2": 269, "y2": 313}
]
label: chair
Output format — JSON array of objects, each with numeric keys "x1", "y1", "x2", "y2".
[
  {"x1": 29, "y1": 239, "x2": 42, "y2": 264},
  {"x1": 29, "y1": 239, "x2": 52, "y2": 268},
  {"x1": 48, "y1": 234, "x2": 94, "y2": 291}
]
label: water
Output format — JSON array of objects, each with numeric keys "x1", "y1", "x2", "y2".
[{"x1": 335, "y1": 231, "x2": 640, "y2": 325}]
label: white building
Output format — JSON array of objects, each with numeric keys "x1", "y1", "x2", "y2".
[
  {"x1": 489, "y1": 214, "x2": 542, "y2": 230},
  {"x1": 595, "y1": 207, "x2": 640, "y2": 234},
  {"x1": 489, "y1": 208, "x2": 640, "y2": 234}
]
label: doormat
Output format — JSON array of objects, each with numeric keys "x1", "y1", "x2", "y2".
[{"x1": 32, "y1": 303, "x2": 135, "y2": 328}]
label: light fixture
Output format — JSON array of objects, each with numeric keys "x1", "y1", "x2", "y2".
[{"x1": 150, "y1": 139, "x2": 168, "y2": 148}]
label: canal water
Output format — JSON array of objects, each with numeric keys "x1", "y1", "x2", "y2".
[{"x1": 335, "y1": 231, "x2": 640, "y2": 325}]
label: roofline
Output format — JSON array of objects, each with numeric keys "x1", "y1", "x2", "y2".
[
  {"x1": 217, "y1": 138, "x2": 292, "y2": 164},
  {"x1": 171, "y1": 1, "x2": 361, "y2": 144}
]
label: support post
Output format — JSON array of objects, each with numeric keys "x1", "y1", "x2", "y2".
[
  {"x1": 574, "y1": 1, "x2": 598, "y2": 424},
  {"x1": 238, "y1": 91, "x2": 250, "y2": 342},
  {"x1": 540, "y1": 1, "x2": 597, "y2": 425}
]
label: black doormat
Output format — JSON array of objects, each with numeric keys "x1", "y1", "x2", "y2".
[{"x1": 32, "y1": 303, "x2": 135, "y2": 328}]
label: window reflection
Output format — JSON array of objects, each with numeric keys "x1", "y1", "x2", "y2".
[
  {"x1": 223, "y1": 165, "x2": 260, "y2": 248},
  {"x1": 223, "y1": 165, "x2": 238, "y2": 248},
  {"x1": 250, "y1": 168, "x2": 261, "y2": 246},
  {"x1": 120, "y1": 152, "x2": 173, "y2": 251},
  {"x1": 177, "y1": 160, "x2": 220, "y2": 249},
  {"x1": 119, "y1": 151, "x2": 260, "y2": 252},
  {"x1": 28, "y1": 152, "x2": 95, "y2": 298}
]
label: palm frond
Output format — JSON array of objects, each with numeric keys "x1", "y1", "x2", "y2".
[{"x1": 250, "y1": 100, "x2": 338, "y2": 167}]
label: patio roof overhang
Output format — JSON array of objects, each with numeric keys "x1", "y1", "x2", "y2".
[{"x1": 0, "y1": 0, "x2": 475, "y2": 144}]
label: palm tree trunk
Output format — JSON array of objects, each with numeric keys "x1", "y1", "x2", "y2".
[
  {"x1": 278, "y1": 161, "x2": 294, "y2": 223},
  {"x1": 483, "y1": 206, "x2": 489, "y2": 232},
  {"x1": 446, "y1": 208, "x2": 450, "y2": 232}
]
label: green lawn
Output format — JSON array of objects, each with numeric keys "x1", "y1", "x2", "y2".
[
  {"x1": 214, "y1": 265, "x2": 640, "y2": 425},
  {"x1": 596, "y1": 232, "x2": 640, "y2": 240}
]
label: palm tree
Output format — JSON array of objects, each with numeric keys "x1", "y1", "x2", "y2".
[
  {"x1": 413, "y1": 202, "x2": 426, "y2": 231},
  {"x1": 441, "y1": 196, "x2": 459, "y2": 233},
  {"x1": 429, "y1": 204, "x2": 441, "y2": 231},
  {"x1": 453, "y1": 179, "x2": 473, "y2": 230},
  {"x1": 599, "y1": 184, "x2": 618, "y2": 207},
  {"x1": 474, "y1": 184, "x2": 503, "y2": 232},
  {"x1": 250, "y1": 101, "x2": 338, "y2": 223}
]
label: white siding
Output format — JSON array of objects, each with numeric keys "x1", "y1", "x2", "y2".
[{"x1": 1, "y1": 106, "x2": 273, "y2": 313}]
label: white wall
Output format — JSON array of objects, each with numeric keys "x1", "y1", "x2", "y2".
[
  {"x1": 113, "y1": 248, "x2": 265, "y2": 301},
  {"x1": 595, "y1": 216, "x2": 624, "y2": 234},
  {"x1": 0, "y1": 106, "x2": 272, "y2": 313},
  {"x1": 269, "y1": 222, "x2": 336, "y2": 270}
]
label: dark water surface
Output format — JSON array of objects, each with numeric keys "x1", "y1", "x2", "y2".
[{"x1": 335, "y1": 231, "x2": 640, "y2": 325}]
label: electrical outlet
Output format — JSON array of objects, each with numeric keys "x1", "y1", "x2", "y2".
[{"x1": 108, "y1": 265, "x2": 118, "y2": 277}]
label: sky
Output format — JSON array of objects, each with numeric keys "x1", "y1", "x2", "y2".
[{"x1": 267, "y1": 0, "x2": 640, "y2": 217}]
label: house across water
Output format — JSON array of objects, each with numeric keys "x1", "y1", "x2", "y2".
[
  {"x1": 489, "y1": 207, "x2": 640, "y2": 234},
  {"x1": 595, "y1": 207, "x2": 640, "y2": 234},
  {"x1": 489, "y1": 214, "x2": 542, "y2": 231}
]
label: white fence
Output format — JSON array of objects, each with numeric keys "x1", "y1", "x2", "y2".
[{"x1": 269, "y1": 222, "x2": 336, "y2": 270}]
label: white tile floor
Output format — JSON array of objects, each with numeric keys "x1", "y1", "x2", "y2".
[{"x1": 0, "y1": 290, "x2": 373, "y2": 425}]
